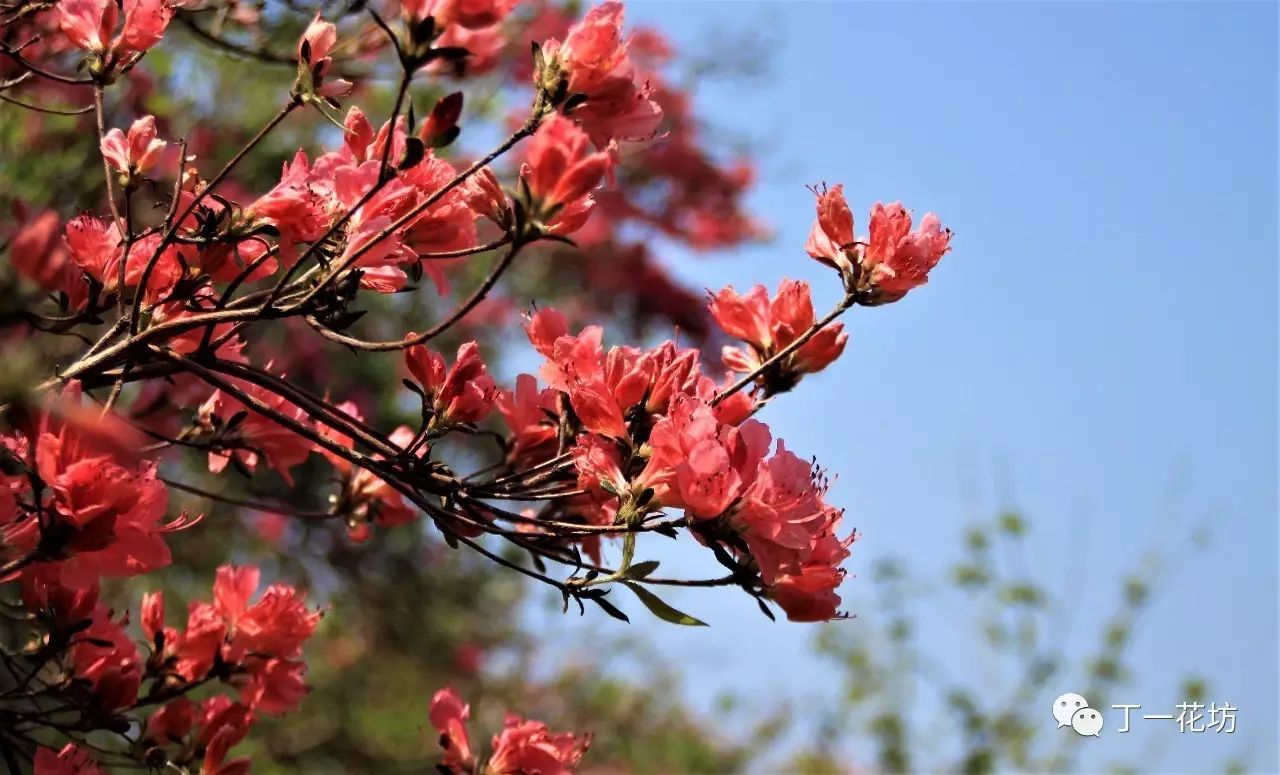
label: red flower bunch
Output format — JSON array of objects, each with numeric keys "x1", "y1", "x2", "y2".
[
  {"x1": 401, "y1": 0, "x2": 518, "y2": 30},
  {"x1": 538, "y1": 1, "x2": 663, "y2": 145},
  {"x1": 17, "y1": 563, "x2": 318, "y2": 775},
  {"x1": 712, "y1": 279, "x2": 849, "y2": 394},
  {"x1": 56, "y1": 0, "x2": 173, "y2": 72},
  {"x1": 142, "y1": 565, "x2": 321, "y2": 714},
  {"x1": 2, "y1": 384, "x2": 184, "y2": 587},
  {"x1": 405, "y1": 341, "x2": 499, "y2": 426},
  {"x1": 806, "y1": 183, "x2": 953, "y2": 303},
  {"x1": 429, "y1": 686, "x2": 592, "y2": 775},
  {"x1": 518, "y1": 113, "x2": 612, "y2": 235},
  {"x1": 317, "y1": 402, "x2": 418, "y2": 542},
  {"x1": 1, "y1": 0, "x2": 956, "y2": 768}
]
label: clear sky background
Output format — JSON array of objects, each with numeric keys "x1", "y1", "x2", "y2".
[{"x1": 523, "y1": 2, "x2": 1279, "y2": 771}]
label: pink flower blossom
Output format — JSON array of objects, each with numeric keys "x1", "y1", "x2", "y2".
[
  {"x1": 708, "y1": 283, "x2": 771, "y2": 349},
  {"x1": 296, "y1": 14, "x2": 353, "y2": 98},
  {"x1": 199, "y1": 698, "x2": 253, "y2": 775},
  {"x1": 487, "y1": 713, "x2": 592, "y2": 775},
  {"x1": 429, "y1": 687, "x2": 476, "y2": 773},
  {"x1": 805, "y1": 185, "x2": 952, "y2": 302},
  {"x1": 116, "y1": 0, "x2": 172, "y2": 55},
  {"x1": 56, "y1": 0, "x2": 116, "y2": 52},
  {"x1": 298, "y1": 14, "x2": 337, "y2": 64},
  {"x1": 1, "y1": 385, "x2": 176, "y2": 587},
  {"x1": 155, "y1": 566, "x2": 319, "y2": 713},
  {"x1": 712, "y1": 280, "x2": 848, "y2": 380},
  {"x1": 429, "y1": 687, "x2": 591, "y2": 774},
  {"x1": 541, "y1": 2, "x2": 663, "y2": 145},
  {"x1": 19, "y1": 570, "x2": 99, "y2": 629},
  {"x1": 248, "y1": 150, "x2": 331, "y2": 250},
  {"x1": 731, "y1": 441, "x2": 856, "y2": 622},
  {"x1": 521, "y1": 114, "x2": 611, "y2": 234},
  {"x1": 462, "y1": 167, "x2": 511, "y2": 228},
  {"x1": 571, "y1": 432, "x2": 629, "y2": 497},
  {"x1": 146, "y1": 697, "x2": 197, "y2": 744},
  {"x1": 401, "y1": 0, "x2": 517, "y2": 31},
  {"x1": 56, "y1": 0, "x2": 173, "y2": 58},
  {"x1": 405, "y1": 341, "x2": 498, "y2": 425},
  {"x1": 63, "y1": 214, "x2": 184, "y2": 300},
  {"x1": 804, "y1": 183, "x2": 856, "y2": 274},
  {"x1": 99, "y1": 115, "x2": 167, "y2": 176},
  {"x1": 863, "y1": 202, "x2": 952, "y2": 302},
  {"x1": 496, "y1": 374, "x2": 560, "y2": 465},
  {"x1": 70, "y1": 604, "x2": 142, "y2": 710},
  {"x1": 317, "y1": 406, "x2": 419, "y2": 540},
  {"x1": 642, "y1": 394, "x2": 770, "y2": 519},
  {"x1": 199, "y1": 378, "x2": 316, "y2": 483}
]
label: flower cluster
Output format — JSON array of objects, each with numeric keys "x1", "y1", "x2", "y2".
[
  {"x1": 806, "y1": 184, "x2": 952, "y2": 303},
  {"x1": 1, "y1": 383, "x2": 183, "y2": 587},
  {"x1": 1, "y1": 0, "x2": 957, "y2": 768},
  {"x1": 18, "y1": 563, "x2": 318, "y2": 775},
  {"x1": 17, "y1": 103, "x2": 488, "y2": 317},
  {"x1": 57, "y1": 0, "x2": 173, "y2": 75},
  {"x1": 398, "y1": 0, "x2": 520, "y2": 71},
  {"x1": 317, "y1": 402, "x2": 418, "y2": 542},
  {"x1": 537, "y1": 1, "x2": 663, "y2": 145},
  {"x1": 142, "y1": 565, "x2": 321, "y2": 714},
  {"x1": 516, "y1": 294, "x2": 853, "y2": 620},
  {"x1": 429, "y1": 686, "x2": 592, "y2": 774},
  {"x1": 198, "y1": 377, "x2": 316, "y2": 482},
  {"x1": 711, "y1": 279, "x2": 849, "y2": 396},
  {"x1": 517, "y1": 114, "x2": 612, "y2": 235},
  {"x1": 405, "y1": 341, "x2": 499, "y2": 426}
]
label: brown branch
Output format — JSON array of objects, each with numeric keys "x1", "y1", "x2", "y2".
[
  {"x1": 302, "y1": 238, "x2": 524, "y2": 352},
  {"x1": 0, "y1": 92, "x2": 93, "y2": 114},
  {"x1": 161, "y1": 477, "x2": 335, "y2": 519},
  {"x1": 131, "y1": 100, "x2": 299, "y2": 335},
  {"x1": 0, "y1": 43, "x2": 94, "y2": 86}
]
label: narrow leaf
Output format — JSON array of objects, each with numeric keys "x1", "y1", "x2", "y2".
[
  {"x1": 591, "y1": 595, "x2": 630, "y2": 623},
  {"x1": 627, "y1": 560, "x2": 660, "y2": 579},
  {"x1": 621, "y1": 581, "x2": 707, "y2": 626}
]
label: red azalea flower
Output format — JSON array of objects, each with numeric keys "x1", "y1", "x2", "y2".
[
  {"x1": 487, "y1": 713, "x2": 592, "y2": 775},
  {"x1": 540, "y1": 2, "x2": 663, "y2": 146},
  {"x1": 405, "y1": 341, "x2": 498, "y2": 425},
  {"x1": 521, "y1": 114, "x2": 611, "y2": 234},
  {"x1": 99, "y1": 115, "x2": 167, "y2": 177},
  {"x1": 429, "y1": 686, "x2": 476, "y2": 774}
]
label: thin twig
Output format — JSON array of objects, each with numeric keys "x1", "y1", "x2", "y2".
[{"x1": 303, "y1": 239, "x2": 524, "y2": 351}]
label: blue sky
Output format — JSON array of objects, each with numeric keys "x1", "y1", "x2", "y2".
[{"x1": 523, "y1": 2, "x2": 1278, "y2": 771}]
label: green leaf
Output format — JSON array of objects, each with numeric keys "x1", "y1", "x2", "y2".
[
  {"x1": 626, "y1": 560, "x2": 660, "y2": 579},
  {"x1": 621, "y1": 581, "x2": 707, "y2": 626}
]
